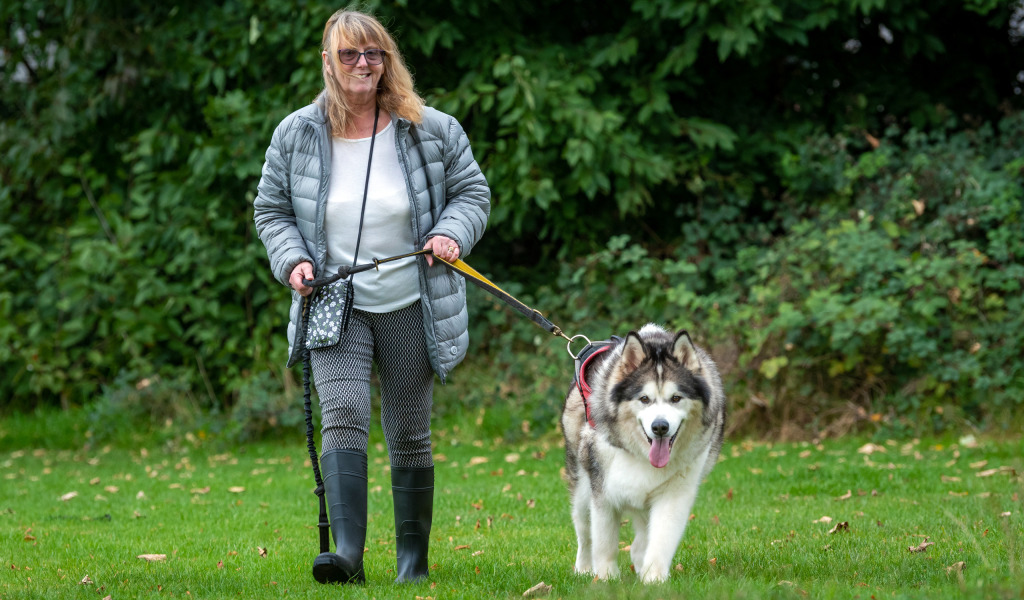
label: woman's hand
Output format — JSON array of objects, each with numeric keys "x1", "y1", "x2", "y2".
[
  {"x1": 423, "y1": 236, "x2": 460, "y2": 267},
  {"x1": 289, "y1": 261, "x2": 315, "y2": 296}
]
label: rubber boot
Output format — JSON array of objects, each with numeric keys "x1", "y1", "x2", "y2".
[
  {"x1": 312, "y1": 449, "x2": 367, "y2": 584},
  {"x1": 392, "y1": 465, "x2": 434, "y2": 583}
]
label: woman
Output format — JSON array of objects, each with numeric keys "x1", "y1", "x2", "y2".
[{"x1": 253, "y1": 9, "x2": 490, "y2": 585}]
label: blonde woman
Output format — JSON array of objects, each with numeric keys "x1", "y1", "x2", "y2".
[{"x1": 253, "y1": 9, "x2": 490, "y2": 585}]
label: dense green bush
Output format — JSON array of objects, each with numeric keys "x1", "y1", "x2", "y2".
[
  {"x1": 474, "y1": 112, "x2": 1023, "y2": 439},
  {"x1": 2, "y1": 1, "x2": 1022, "y2": 440}
]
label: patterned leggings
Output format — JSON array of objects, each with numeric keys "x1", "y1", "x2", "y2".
[{"x1": 310, "y1": 301, "x2": 434, "y2": 469}]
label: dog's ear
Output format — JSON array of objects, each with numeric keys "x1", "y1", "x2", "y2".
[
  {"x1": 618, "y1": 331, "x2": 647, "y2": 376},
  {"x1": 673, "y1": 330, "x2": 703, "y2": 374}
]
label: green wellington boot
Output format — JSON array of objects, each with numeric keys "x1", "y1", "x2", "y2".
[
  {"x1": 312, "y1": 449, "x2": 367, "y2": 584},
  {"x1": 391, "y1": 465, "x2": 434, "y2": 583}
]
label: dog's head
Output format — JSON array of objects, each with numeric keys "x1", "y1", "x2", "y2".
[{"x1": 606, "y1": 326, "x2": 712, "y2": 468}]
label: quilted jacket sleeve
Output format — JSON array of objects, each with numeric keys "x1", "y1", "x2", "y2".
[
  {"x1": 253, "y1": 114, "x2": 314, "y2": 287},
  {"x1": 427, "y1": 115, "x2": 490, "y2": 255}
]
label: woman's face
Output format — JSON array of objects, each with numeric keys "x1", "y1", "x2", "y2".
[{"x1": 323, "y1": 43, "x2": 384, "y2": 103}]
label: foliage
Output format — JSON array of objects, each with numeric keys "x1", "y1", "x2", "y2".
[{"x1": 2, "y1": 0, "x2": 1023, "y2": 439}]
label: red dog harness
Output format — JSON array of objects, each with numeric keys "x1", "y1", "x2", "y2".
[{"x1": 568, "y1": 338, "x2": 620, "y2": 429}]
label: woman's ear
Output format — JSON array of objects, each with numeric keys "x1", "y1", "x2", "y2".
[{"x1": 321, "y1": 51, "x2": 333, "y2": 76}]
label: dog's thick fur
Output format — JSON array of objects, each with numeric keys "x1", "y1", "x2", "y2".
[{"x1": 560, "y1": 324, "x2": 726, "y2": 583}]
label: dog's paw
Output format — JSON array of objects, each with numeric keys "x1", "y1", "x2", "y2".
[
  {"x1": 593, "y1": 564, "x2": 620, "y2": 580},
  {"x1": 573, "y1": 562, "x2": 592, "y2": 576},
  {"x1": 638, "y1": 567, "x2": 670, "y2": 584}
]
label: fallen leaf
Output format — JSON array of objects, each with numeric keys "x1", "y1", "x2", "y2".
[
  {"x1": 60, "y1": 491, "x2": 79, "y2": 502},
  {"x1": 977, "y1": 466, "x2": 1016, "y2": 478},
  {"x1": 217, "y1": 560, "x2": 224, "y2": 569},
  {"x1": 136, "y1": 491, "x2": 146, "y2": 499},
  {"x1": 453, "y1": 545, "x2": 471, "y2": 551},
  {"x1": 80, "y1": 575, "x2": 93, "y2": 585},
  {"x1": 857, "y1": 443, "x2": 886, "y2": 455},
  {"x1": 472, "y1": 550, "x2": 484, "y2": 557},
  {"x1": 191, "y1": 486, "x2": 211, "y2": 495},
  {"x1": 522, "y1": 581, "x2": 552, "y2": 597},
  {"x1": 257, "y1": 547, "x2": 268, "y2": 558},
  {"x1": 908, "y1": 541, "x2": 934, "y2": 553},
  {"x1": 828, "y1": 522, "x2": 849, "y2": 534},
  {"x1": 138, "y1": 554, "x2": 167, "y2": 561},
  {"x1": 228, "y1": 487, "x2": 246, "y2": 493},
  {"x1": 835, "y1": 490, "x2": 852, "y2": 501},
  {"x1": 813, "y1": 516, "x2": 833, "y2": 524},
  {"x1": 1000, "y1": 512, "x2": 1012, "y2": 518},
  {"x1": 941, "y1": 475, "x2": 961, "y2": 483},
  {"x1": 467, "y1": 457, "x2": 489, "y2": 467},
  {"x1": 969, "y1": 460, "x2": 988, "y2": 470}
]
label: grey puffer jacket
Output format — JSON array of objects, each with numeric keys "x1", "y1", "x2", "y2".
[{"x1": 253, "y1": 98, "x2": 490, "y2": 381}]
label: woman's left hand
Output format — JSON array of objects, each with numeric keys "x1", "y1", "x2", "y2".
[{"x1": 424, "y1": 236, "x2": 460, "y2": 267}]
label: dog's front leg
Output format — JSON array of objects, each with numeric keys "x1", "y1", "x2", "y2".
[
  {"x1": 629, "y1": 509, "x2": 649, "y2": 573},
  {"x1": 571, "y1": 485, "x2": 593, "y2": 574},
  {"x1": 589, "y1": 499, "x2": 621, "y2": 580},
  {"x1": 637, "y1": 486, "x2": 698, "y2": 584}
]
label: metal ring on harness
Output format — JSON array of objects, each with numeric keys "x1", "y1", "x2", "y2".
[{"x1": 566, "y1": 334, "x2": 592, "y2": 360}]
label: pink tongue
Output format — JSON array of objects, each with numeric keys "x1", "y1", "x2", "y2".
[{"x1": 649, "y1": 438, "x2": 671, "y2": 468}]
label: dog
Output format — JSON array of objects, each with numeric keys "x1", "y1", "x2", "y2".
[{"x1": 560, "y1": 324, "x2": 726, "y2": 583}]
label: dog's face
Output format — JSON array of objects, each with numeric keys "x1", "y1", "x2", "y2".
[{"x1": 607, "y1": 329, "x2": 711, "y2": 468}]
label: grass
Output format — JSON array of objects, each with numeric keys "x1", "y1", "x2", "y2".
[{"x1": 2, "y1": 412, "x2": 1023, "y2": 599}]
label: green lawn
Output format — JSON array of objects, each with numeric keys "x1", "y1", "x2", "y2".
[{"x1": 2, "y1": 421, "x2": 1022, "y2": 599}]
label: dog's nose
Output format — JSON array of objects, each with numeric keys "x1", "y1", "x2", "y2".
[{"x1": 651, "y1": 418, "x2": 670, "y2": 437}]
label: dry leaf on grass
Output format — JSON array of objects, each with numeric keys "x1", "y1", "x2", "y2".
[
  {"x1": 908, "y1": 540, "x2": 934, "y2": 553},
  {"x1": 977, "y1": 466, "x2": 1016, "y2": 478},
  {"x1": 857, "y1": 443, "x2": 887, "y2": 455},
  {"x1": 257, "y1": 547, "x2": 268, "y2": 558},
  {"x1": 813, "y1": 516, "x2": 833, "y2": 524},
  {"x1": 80, "y1": 575, "x2": 93, "y2": 585},
  {"x1": 137, "y1": 554, "x2": 167, "y2": 561},
  {"x1": 228, "y1": 486, "x2": 246, "y2": 493},
  {"x1": 777, "y1": 581, "x2": 809, "y2": 596},
  {"x1": 523, "y1": 581, "x2": 552, "y2": 597},
  {"x1": 835, "y1": 490, "x2": 852, "y2": 501},
  {"x1": 828, "y1": 522, "x2": 849, "y2": 534},
  {"x1": 60, "y1": 491, "x2": 78, "y2": 502}
]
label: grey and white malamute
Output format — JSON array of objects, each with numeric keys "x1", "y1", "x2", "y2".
[{"x1": 560, "y1": 324, "x2": 726, "y2": 583}]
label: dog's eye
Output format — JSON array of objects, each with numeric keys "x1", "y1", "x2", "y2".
[
  {"x1": 670, "y1": 395, "x2": 682, "y2": 403},
  {"x1": 639, "y1": 395, "x2": 651, "y2": 404}
]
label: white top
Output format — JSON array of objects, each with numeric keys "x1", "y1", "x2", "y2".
[{"x1": 324, "y1": 121, "x2": 420, "y2": 312}]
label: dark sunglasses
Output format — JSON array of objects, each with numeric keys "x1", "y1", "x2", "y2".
[{"x1": 337, "y1": 49, "x2": 386, "y2": 65}]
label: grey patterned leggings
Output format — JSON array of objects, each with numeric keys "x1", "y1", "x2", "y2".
[{"x1": 310, "y1": 301, "x2": 434, "y2": 469}]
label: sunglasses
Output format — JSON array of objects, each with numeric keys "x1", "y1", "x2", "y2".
[{"x1": 337, "y1": 49, "x2": 386, "y2": 65}]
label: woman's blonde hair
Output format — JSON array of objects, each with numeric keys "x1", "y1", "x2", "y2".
[{"x1": 320, "y1": 9, "x2": 424, "y2": 136}]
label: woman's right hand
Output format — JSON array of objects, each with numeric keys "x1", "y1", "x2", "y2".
[{"x1": 289, "y1": 261, "x2": 315, "y2": 296}]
